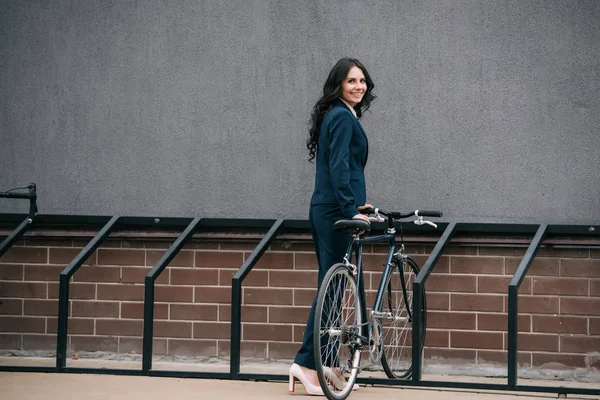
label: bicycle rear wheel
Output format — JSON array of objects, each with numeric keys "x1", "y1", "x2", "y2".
[
  {"x1": 379, "y1": 256, "x2": 426, "y2": 379},
  {"x1": 314, "y1": 263, "x2": 362, "y2": 400}
]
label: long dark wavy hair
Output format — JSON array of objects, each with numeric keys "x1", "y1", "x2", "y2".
[{"x1": 307, "y1": 57, "x2": 376, "y2": 162}]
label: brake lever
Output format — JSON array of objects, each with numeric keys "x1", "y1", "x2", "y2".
[
  {"x1": 368, "y1": 208, "x2": 385, "y2": 223},
  {"x1": 414, "y1": 216, "x2": 438, "y2": 229}
]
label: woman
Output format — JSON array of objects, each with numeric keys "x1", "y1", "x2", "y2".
[{"x1": 289, "y1": 57, "x2": 376, "y2": 395}]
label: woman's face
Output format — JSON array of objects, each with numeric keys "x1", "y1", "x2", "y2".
[{"x1": 340, "y1": 66, "x2": 367, "y2": 107}]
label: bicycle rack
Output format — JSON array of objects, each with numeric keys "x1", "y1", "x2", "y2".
[
  {"x1": 52, "y1": 216, "x2": 244, "y2": 377},
  {"x1": 56, "y1": 216, "x2": 121, "y2": 371},
  {"x1": 0, "y1": 214, "x2": 598, "y2": 397},
  {"x1": 142, "y1": 217, "x2": 202, "y2": 373},
  {"x1": 402, "y1": 222, "x2": 599, "y2": 397},
  {"x1": 140, "y1": 216, "x2": 231, "y2": 380},
  {"x1": 412, "y1": 222, "x2": 458, "y2": 381},
  {"x1": 230, "y1": 219, "x2": 284, "y2": 378},
  {"x1": 507, "y1": 224, "x2": 547, "y2": 388}
]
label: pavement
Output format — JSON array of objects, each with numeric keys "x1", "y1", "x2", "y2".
[{"x1": 1, "y1": 357, "x2": 599, "y2": 400}]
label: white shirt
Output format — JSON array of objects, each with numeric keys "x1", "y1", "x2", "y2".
[{"x1": 339, "y1": 98, "x2": 357, "y2": 118}]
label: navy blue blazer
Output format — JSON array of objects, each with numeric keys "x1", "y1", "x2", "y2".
[{"x1": 310, "y1": 99, "x2": 369, "y2": 219}]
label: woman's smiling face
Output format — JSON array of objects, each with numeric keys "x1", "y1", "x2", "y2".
[{"x1": 339, "y1": 66, "x2": 366, "y2": 107}]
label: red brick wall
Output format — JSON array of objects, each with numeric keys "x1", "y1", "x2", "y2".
[{"x1": 0, "y1": 232, "x2": 599, "y2": 372}]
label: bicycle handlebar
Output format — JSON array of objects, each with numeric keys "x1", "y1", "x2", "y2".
[
  {"x1": 359, "y1": 207, "x2": 443, "y2": 219},
  {"x1": 360, "y1": 206, "x2": 442, "y2": 229}
]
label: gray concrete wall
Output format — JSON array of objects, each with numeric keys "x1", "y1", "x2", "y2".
[{"x1": 1, "y1": 1, "x2": 599, "y2": 224}]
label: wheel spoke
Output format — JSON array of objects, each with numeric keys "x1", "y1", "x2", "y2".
[{"x1": 380, "y1": 257, "x2": 425, "y2": 379}]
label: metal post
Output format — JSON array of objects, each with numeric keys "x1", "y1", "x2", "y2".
[
  {"x1": 507, "y1": 285, "x2": 518, "y2": 388},
  {"x1": 27, "y1": 183, "x2": 37, "y2": 218},
  {"x1": 412, "y1": 222, "x2": 457, "y2": 382},
  {"x1": 230, "y1": 278, "x2": 242, "y2": 377},
  {"x1": 507, "y1": 224, "x2": 547, "y2": 388},
  {"x1": 142, "y1": 277, "x2": 155, "y2": 372},
  {"x1": 55, "y1": 273, "x2": 70, "y2": 370},
  {"x1": 412, "y1": 280, "x2": 423, "y2": 380}
]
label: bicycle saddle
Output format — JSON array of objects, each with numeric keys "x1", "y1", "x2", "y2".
[{"x1": 333, "y1": 219, "x2": 371, "y2": 232}]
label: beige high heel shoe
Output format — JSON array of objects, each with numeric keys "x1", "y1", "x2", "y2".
[{"x1": 289, "y1": 363, "x2": 324, "y2": 396}]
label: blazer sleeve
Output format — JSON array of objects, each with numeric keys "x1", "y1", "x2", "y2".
[{"x1": 328, "y1": 111, "x2": 360, "y2": 219}]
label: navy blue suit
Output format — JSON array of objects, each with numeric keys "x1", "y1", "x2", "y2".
[{"x1": 294, "y1": 99, "x2": 368, "y2": 369}]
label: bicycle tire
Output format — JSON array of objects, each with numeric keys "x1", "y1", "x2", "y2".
[
  {"x1": 313, "y1": 263, "x2": 362, "y2": 400},
  {"x1": 379, "y1": 256, "x2": 426, "y2": 379}
]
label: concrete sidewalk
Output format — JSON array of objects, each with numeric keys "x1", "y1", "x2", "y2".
[
  {"x1": 1, "y1": 357, "x2": 598, "y2": 400},
  {"x1": 2, "y1": 372, "x2": 599, "y2": 400}
]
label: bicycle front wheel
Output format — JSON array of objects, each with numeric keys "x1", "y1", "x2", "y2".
[
  {"x1": 314, "y1": 263, "x2": 362, "y2": 400},
  {"x1": 379, "y1": 256, "x2": 426, "y2": 379}
]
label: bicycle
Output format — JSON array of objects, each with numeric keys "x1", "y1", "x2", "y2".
[{"x1": 313, "y1": 207, "x2": 442, "y2": 400}]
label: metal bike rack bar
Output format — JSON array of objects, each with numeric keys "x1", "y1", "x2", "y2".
[
  {"x1": 230, "y1": 219, "x2": 284, "y2": 377},
  {"x1": 0, "y1": 216, "x2": 34, "y2": 259},
  {"x1": 507, "y1": 224, "x2": 547, "y2": 388},
  {"x1": 142, "y1": 217, "x2": 202, "y2": 372},
  {"x1": 412, "y1": 222, "x2": 457, "y2": 381},
  {"x1": 148, "y1": 370, "x2": 231, "y2": 379},
  {"x1": 0, "y1": 366, "x2": 55, "y2": 373},
  {"x1": 55, "y1": 216, "x2": 120, "y2": 371},
  {"x1": 201, "y1": 218, "x2": 284, "y2": 230},
  {"x1": 354, "y1": 377, "x2": 600, "y2": 396},
  {"x1": 0, "y1": 184, "x2": 37, "y2": 258}
]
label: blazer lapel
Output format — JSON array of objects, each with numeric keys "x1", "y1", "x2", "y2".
[
  {"x1": 334, "y1": 99, "x2": 369, "y2": 167},
  {"x1": 356, "y1": 119, "x2": 369, "y2": 167}
]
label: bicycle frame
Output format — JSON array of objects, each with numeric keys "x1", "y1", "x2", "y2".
[{"x1": 343, "y1": 231, "x2": 400, "y2": 340}]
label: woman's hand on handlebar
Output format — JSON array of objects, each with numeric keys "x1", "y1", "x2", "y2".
[{"x1": 354, "y1": 204, "x2": 374, "y2": 223}]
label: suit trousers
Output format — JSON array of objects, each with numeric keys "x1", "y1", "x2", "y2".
[{"x1": 293, "y1": 204, "x2": 352, "y2": 369}]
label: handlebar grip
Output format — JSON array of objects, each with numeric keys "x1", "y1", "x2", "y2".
[
  {"x1": 0, "y1": 192, "x2": 34, "y2": 199},
  {"x1": 359, "y1": 207, "x2": 375, "y2": 215},
  {"x1": 417, "y1": 210, "x2": 443, "y2": 218}
]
